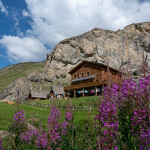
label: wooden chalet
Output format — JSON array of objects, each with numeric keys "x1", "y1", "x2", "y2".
[
  {"x1": 28, "y1": 90, "x2": 50, "y2": 100},
  {"x1": 49, "y1": 85, "x2": 64, "y2": 99},
  {"x1": 64, "y1": 61, "x2": 122, "y2": 98}
]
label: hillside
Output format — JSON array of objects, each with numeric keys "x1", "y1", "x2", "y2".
[{"x1": 0, "y1": 62, "x2": 45, "y2": 93}]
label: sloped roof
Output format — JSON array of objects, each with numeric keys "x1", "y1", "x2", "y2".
[
  {"x1": 30, "y1": 90, "x2": 49, "y2": 99},
  {"x1": 72, "y1": 75, "x2": 95, "y2": 82},
  {"x1": 51, "y1": 85, "x2": 64, "y2": 95},
  {"x1": 69, "y1": 60, "x2": 119, "y2": 74}
]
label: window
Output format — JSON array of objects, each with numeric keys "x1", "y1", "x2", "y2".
[
  {"x1": 77, "y1": 74, "x2": 79, "y2": 78},
  {"x1": 87, "y1": 72, "x2": 89, "y2": 76},
  {"x1": 82, "y1": 73, "x2": 84, "y2": 77},
  {"x1": 74, "y1": 75, "x2": 76, "y2": 79}
]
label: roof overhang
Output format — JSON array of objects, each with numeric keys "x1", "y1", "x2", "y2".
[{"x1": 72, "y1": 75, "x2": 95, "y2": 82}]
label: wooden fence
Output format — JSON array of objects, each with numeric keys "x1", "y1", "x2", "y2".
[{"x1": 21, "y1": 101, "x2": 98, "y2": 112}]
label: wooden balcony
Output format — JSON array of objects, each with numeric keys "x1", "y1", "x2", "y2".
[
  {"x1": 64, "y1": 80, "x2": 107, "y2": 91},
  {"x1": 64, "y1": 77, "x2": 121, "y2": 91}
]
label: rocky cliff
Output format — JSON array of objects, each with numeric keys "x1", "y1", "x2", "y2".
[
  {"x1": 1, "y1": 22, "x2": 150, "y2": 101},
  {"x1": 42, "y1": 22, "x2": 150, "y2": 82}
]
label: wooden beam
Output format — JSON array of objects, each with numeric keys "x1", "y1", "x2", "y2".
[{"x1": 65, "y1": 81, "x2": 107, "y2": 90}]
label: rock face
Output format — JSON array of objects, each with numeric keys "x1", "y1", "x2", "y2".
[
  {"x1": 43, "y1": 22, "x2": 150, "y2": 82},
  {"x1": 0, "y1": 76, "x2": 54, "y2": 101},
  {"x1": 0, "y1": 78, "x2": 30, "y2": 101}
]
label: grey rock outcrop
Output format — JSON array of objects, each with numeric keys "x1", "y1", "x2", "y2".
[
  {"x1": 0, "y1": 78, "x2": 30, "y2": 101},
  {"x1": 43, "y1": 22, "x2": 150, "y2": 82}
]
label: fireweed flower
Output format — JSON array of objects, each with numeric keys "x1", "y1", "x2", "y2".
[
  {"x1": 20, "y1": 129, "x2": 39, "y2": 143},
  {"x1": 95, "y1": 101, "x2": 119, "y2": 149},
  {"x1": 130, "y1": 76, "x2": 150, "y2": 150},
  {"x1": 61, "y1": 111, "x2": 73, "y2": 136},
  {"x1": 10, "y1": 110, "x2": 26, "y2": 135},
  {"x1": 131, "y1": 108, "x2": 150, "y2": 149},
  {"x1": 65, "y1": 112, "x2": 73, "y2": 121},
  {"x1": 95, "y1": 84, "x2": 119, "y2": 149},
  {"x1": 48, "y1": 106, "x2": 61, "y2": 146},
  {"x1": 36, "y1": 132, "x2": 48, "y2": 149},
  {"x1": 13, "y1": 111, "x2": 25, "y2": 126},
  {"x1": 61, "y1": 120, "x2": 70, "y2": 135},
  {"x1": 118, "y1": 76, "x2": 150, "y2": 149},
  {"x1": 61, "y1": 120, "x2": 69, "y2": 135}
]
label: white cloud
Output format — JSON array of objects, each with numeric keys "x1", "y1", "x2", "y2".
[
  {"x1": 1, "y1": 0, "x2": 150, "y2": 64},
  {"x1": 22, "y1": 9, "x2": 30, "y2": 17},
  {"x1": 13, "y1": 14, "x2": 19, "y2": 28},
  {"x1": 0, "y1": 36, "x2": 48, "y2": 63},
  {"x1": 0, "y1": 0, "x2": 8, "y2": 15},
  {"x1": 24, "y1": 0, "x2": 150, "y2": 47}
]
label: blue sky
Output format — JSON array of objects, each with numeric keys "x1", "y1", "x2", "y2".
[{"x1": 0, "y1": 0, "x2": 150, "y2": 69}]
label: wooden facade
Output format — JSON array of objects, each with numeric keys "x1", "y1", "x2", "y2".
[{"x1": 64, "y1": 61, "x2": 121, "y2": 98}]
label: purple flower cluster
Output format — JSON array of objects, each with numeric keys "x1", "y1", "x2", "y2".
[
  {"x1": 20, "y1": 129, "x2": 39, "y2": 143},
  {"x1": 21, "y1": 129, "x2": 49, "y2": 149},
  {"x1": 13, "y1": 111, "x2": 25, "y2": 126},
  {"x1": 65, "y1": 112, "x2": 73, "y2": 121},
  {"x1": 138, "y1": 75, "x2": 150, "y2": 95},
  {"x1": 131, "y1": 108, "x2": 150, "y2": 150},
  {"x1": 95, "y1": 95, "x2": 119, "y2": 149},
  {"x1": 131, "y1": 109, "x2": 150, "y2": 149},
  {"x1": 11, "y1": 107, "x2": 74, "y2": 149},
  {"x1": 11, "y1": 110, "x2": 26, "y2": 135},
  {"x1": 121, "y1": 79, "x2": 138, "y2": 97},
  {"x1": 36, "y1": 132, "x2": 48, "y2": 149},
  {"x1": 0, "y1": 138, "x2": 4, "y2": 150},
  {"x1": 61, "y1": 111, "x2": 73, "y2": 136},
  {"x1": 48, "y1": 106, "x2": 61, "y2": 146},
  {"x1": 129, "y1": 76, "x2": 150, "y2": 149},
  {"x1": 48, "y1": 106, "x2": 60, "y2": 125},
  {"x1": 96, "y1": 75, "x2": 150, "y2": 149},
  {"x1": 119, "y1": 76, "x2": 150, "y2": 105},
  {"x1": 61, "y1": 120, "x2": 69, "y2": 135}
]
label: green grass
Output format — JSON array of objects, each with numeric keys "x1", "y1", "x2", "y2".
[
  {"x1": 0, "y1": 102, "x2": 50, "y2": 131},
  {"x1": 0, "y1": 62, "x2": 45, "y2": 93},
  {"x1": 0, "y1": 103, "x2": 17, "y2": 131},
  {"x1": 0, "y1": 97, "x2": 98, "y2": 150},
  {"x1": 0, "y1": 96, "x2": 99, "y2": 131},
  {"x1": 35, "y1": 96, "x2": 100, "y2": 106}
]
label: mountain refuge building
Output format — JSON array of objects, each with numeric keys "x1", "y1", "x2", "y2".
[{"x1": 64, "y1": 61, "x2": 121, "y2": 98}]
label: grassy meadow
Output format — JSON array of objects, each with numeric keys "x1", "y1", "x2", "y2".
[
  {"x1": 0, "y1": 75, "x2": 149, "y2": 149},
  {"x1": 35, "y1": 96, "x2": 99, "y2": 106},
  {"x1": 0, "y1": 62, "x2": 45, "y2": 93},
  {"x1": 0, "y1": 96, "x2": 99, "y2": 132}
]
